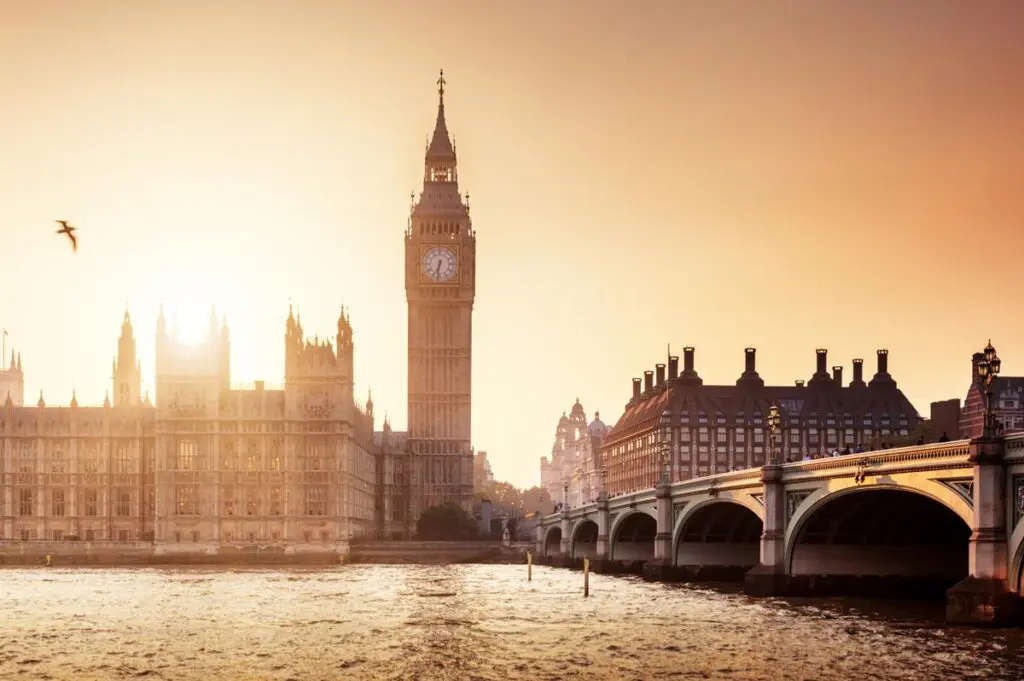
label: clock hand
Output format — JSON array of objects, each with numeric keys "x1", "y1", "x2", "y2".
[{"x1": 435, "y1": 259, "x2": 442, "y2": 276}]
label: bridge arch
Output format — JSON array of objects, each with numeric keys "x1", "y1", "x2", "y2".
[
  {"x1": 672, "y1": 497, "x2": 763, "y2": 572},
  {"x1": 610, "y1": 510, "x2": 657, "y2": 562},
  {"x1": 786, "y1": 484, "x2": 971, "y2": 595},
  {"x1": 1008, "y1": 521, "x2": 1024, "y2": 593},
  {"x1": 542, "y1": 525, "x2": 562, "y2": 557},
  {"x1": 571, "y1": 519, "x2": 599, "y2": 559}
]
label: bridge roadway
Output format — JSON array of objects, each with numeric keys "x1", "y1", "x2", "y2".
[{"x1": 537, "y1": 433, "x2": 1024, "y2": 626}]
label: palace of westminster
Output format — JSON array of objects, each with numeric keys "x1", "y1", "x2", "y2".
[{"x1": 0, "y1": 73, "x2": 477, "y2": 553}]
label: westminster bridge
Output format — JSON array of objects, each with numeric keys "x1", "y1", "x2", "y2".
[{"x1": 537, "y1": 433, "x2": 1024, "y2": 626}]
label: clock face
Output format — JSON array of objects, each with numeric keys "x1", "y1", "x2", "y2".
[{"x1": 421, "y1": 246, "x2": 458, "y2": 283}]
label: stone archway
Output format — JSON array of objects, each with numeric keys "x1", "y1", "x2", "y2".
[
  {"x1": 543, "y1": 526, "x2": 562, "y2": 557},
  {"x1": 571, "y1": 520, "x2": 599, "y2": 559},
  {"x1": 610, "y1": 512, "x2": 656, "y2": 562},
  {"x1": 787, "y1": 487, "x2": 970, "y2": 597},
  {"x1": 674, "y1": 500, "x2": 762, "y2": 579}
]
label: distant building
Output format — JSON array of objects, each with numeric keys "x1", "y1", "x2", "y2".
[
  {"x1": 0, "y1": 352, "x2": 24, "y2": 407},
  {"x1": 603, "y1": 347, "x2": 922, "y2": 496},
  {"x1": 474, "y1": 451, "x2": 494, "y2": 489},
  {"x1": 539, "y1": 399, "x2": 608, "y2": 510},
  {"x1": 959, "y1": 346, "x2": 1024, "y2": 438}
]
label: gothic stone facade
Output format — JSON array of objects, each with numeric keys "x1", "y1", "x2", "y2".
[{"x1": 0, "y1": 309, "x2": 378, "y2": 552}]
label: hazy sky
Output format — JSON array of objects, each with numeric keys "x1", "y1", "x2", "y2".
[{"x1": 1, "y1": 1, "x2": 1023, "y2": 488}]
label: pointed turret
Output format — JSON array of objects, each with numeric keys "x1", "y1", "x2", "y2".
[
  {"x1": 366, "y1": 388, "x2": 374, "y2": 417},
  {"x1": 426, "y1": 69, "x2": 456, "y2": 163},
  {"x1": 413, "y1": 70, "x2": 467, "y2": 218},
  {"x1": 37, "y1": 390, "x2": 44, "y2": 408},
  {"x1": 4, "y1": 391, "x2": 11, "y2": 407},
  {"x1": 103, "y1": 391, "x2": 110, "y2": 408},
  {"x1": 16, "y1": 352, "x2": 21, "y2": 371},
  {"x1": 8, "y1": 350, "x2": 13, "y2": 370},
  {"x1": 114, "y1": 309, "x2": 141, "y2": 406},
  {"x1": 70, "y1": 389, "x2": 78, "y2": 408}
]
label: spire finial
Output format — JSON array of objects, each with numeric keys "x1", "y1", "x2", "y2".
[{"x1": 437, "y1": 68, "x2": 446, "y2": 97}]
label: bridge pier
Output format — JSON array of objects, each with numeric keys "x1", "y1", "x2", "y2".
[
  {"x1": 946, "y1": 438, "x2": 1024, "y2": 627},
  {"x1": 559, "y1": 508, "x2": 570, "y2": 556},
  {"x1": 642, "y1": 482, "x2": 674, "y2": 582},
  {"x1": 595, "y1": 495, "x2": 610, "y2": 559},
  {"x1": 744, "y1": 464, "x2": 788, "y2": 596}
]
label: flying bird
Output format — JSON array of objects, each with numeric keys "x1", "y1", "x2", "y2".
[{"x1": 55, "y1": 220, "x2": 77, "y2": 252}]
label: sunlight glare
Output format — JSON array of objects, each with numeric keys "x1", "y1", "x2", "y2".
[{"x1": 169, "y1": 286, "x2": 213, "y2": 346}]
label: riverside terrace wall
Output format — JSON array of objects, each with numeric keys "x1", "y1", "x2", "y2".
[
  {"x1": 347, "y1": 541, "x2": 525, "y2": 564},
  {"x1": 0, "y1": 541, "x2": 343, "y2": 567},
  {"x1": 0, "y1": 540, "x2": 528, "y2": 567}
]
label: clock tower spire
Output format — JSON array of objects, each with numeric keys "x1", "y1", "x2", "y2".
[{"x1": 405, "y1": 70, "x2": 477, "y2": 523}]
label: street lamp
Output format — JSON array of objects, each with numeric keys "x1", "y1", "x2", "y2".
[
  {"x1": 562, "y1": 479, "x2": 569, "y2": 510},
  {"x1": 978, "y1": 340, "x2": 1002, "y2": 439},
  {"x1": 659, "y1": 411, "x2": 672, "y2": 485},
  {"x1": 767, "y1": 404, "x2": 781, "y2": 465}
]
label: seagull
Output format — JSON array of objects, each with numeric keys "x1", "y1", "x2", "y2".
[{"x1": 55, "y1": 220, "x2": 77, "y2": 252}]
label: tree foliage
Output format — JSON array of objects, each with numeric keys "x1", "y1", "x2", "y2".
[
  {"x1": 416, "y1": 502, "x2": 480, "y2": 540},
  {"x1": 475, "y1": 481, "x2": 553, "y2": 517}
]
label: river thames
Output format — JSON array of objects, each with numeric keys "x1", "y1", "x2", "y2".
[{"x1": 1, "y1": 564, "x2": 1022, "y2": 680}]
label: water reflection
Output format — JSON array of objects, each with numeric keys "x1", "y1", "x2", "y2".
[{"x1": 1, "y1": 565, "x2": 1022, "y2": 680}]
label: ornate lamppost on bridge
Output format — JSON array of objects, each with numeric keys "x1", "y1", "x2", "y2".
[
  {"x1": 978, "y1": 340, "x2": 1002, "y2": 439},
  {"x1": 562, "y1": 479, "x2": 569, "y2": 511},
  {"x1": 767, "y1": 404, "x2": 781, "y2": 465},
  {"x1": 659, "y1": 412, "x2": 672, "y2": 485}
]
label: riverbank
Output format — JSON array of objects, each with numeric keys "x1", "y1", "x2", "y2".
[{"x1": 0, "y1": 540, "x2": 526, "y2": 567}]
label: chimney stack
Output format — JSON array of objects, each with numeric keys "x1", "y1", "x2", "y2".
[
  {"x1": 816, "y1": 348, "x2": 828, "y2": 375},
  {"x1": 655, "y1": 364, "x2": 666, "y2": 387},
  {"x1": 852, "y1": 358, "x2": 864, "y2": 386},
  {"x1": 737, "y1": 347, "x2": 765, "y2": 387},
  {"x1": 745, "y1": 347, "x2": 756, "y2": 373},
  {"x1": 683, "y1": 347, "x2": 695, "y2": 374},
  {"x1": 632, "y1": 378, "x2": 641, "y2": 400},
  {"x1": 869, "y1": 349, "x2": 896, "y2": 388},
  {"x1": 832, "y1": 365, "x2": 843, "y2": 386},
  {"x1": 644, "y1": 371, "x2": 654, "y2": 393},
  {"x1": 668, "y1": 355, "x2": 679, "y2": 380},
  {"x1": 795, "y1": 379, "x2": 806, "y2": 387}
]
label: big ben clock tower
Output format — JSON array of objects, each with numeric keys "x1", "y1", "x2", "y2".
[{"x1": 405, "y1": 70, "x2": 476, "y2": 520}]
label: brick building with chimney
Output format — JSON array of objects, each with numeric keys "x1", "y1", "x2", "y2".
[
  {"x1": 959, "y1": 344, "x2": 1024, "y2": 439},
  {"x1": 602, "y1": 347, "x2": 922, "y2": 496}
]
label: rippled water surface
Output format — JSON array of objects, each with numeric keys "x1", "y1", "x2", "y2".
[{"x1": 2, "y1": 565, "x2": 1024, "y2": 680}]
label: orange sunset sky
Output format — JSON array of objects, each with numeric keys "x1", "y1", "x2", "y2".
[{"x1": 1, "y1": 1, "x2": 1022, "y2": 489}]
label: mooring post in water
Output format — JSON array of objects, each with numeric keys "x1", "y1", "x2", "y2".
[
  {"x1": 583, "y1": 558, "x2": 590, "y2": 597},
  {"x1": 527, "y1": 551, "x2": 533, "y2": 581}
]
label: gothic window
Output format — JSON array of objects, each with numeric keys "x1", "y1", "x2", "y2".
[
  {"x1": 50, "y1": 442, "x2": 66, "y2": 473},
  {"x1": 115, "y1": 443, "x2": 131, "y2": 473},
  {"x1": 246, "y1": 488, "x2": 258, "y2": 516},
  {"x1": 175, "y1": 487, "x2": 196, "y2": 515},
  {"x1": 115, "y1": 489, "x2": 131, "y2": 517},
  {"x1": 305, "y1": 486, "x2": 327, "y2": 516},
  {"x1": 247, "y1": 439, "x2": 260, "y2": 470},
  {"x1": 753, "y1": 429, "x2": 765, "y2": 444},
  {"x1": 698, "y1": 428, "x2": 709, "y2": 444},
  {"x1": 177, "y1": 440, "x2": 197, "y2": 471},
  {"x1": 270, "y1": 487, "x2": 282, "y2": 516},
  {"x1": 84, "y1": 489, "x2": 98, "y2": 516},
  {"x1": 18, "y1": 489, "x2": 33, "y2": 516},
  {"x1": 827, "y1": 429, "x2": 837, "y2": 445},
  {"x1": 52, "y1": 489, "x2": 66, "y2": 517},
  {"x1": 223, "y1": 489, "x2": 235, "y2": 516},
  {"x1": 18, "y1": 444, "x2": 33, "y2": 473}
]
